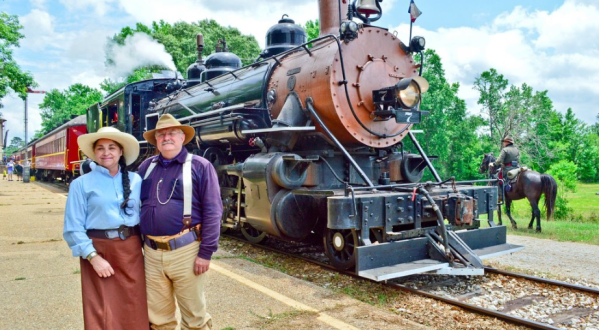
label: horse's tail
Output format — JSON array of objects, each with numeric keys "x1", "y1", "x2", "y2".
[{"x1": 541, "y1": 174, "x2": 558, "y2": 220}]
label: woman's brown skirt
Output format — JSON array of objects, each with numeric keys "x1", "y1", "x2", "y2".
[{"x1": 80, "y1": 235, "x2": 149, "y2": 330}]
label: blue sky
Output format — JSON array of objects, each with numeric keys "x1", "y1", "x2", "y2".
[{"x1": 1, "y1": 0, "x2": 598, "y2": 144}]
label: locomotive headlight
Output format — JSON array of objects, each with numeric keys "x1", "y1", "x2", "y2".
[
  {"x1": 348, "y1": 21, "x2": 359, "y2": 32},
  {"x1": 410, "y1": 36, "x2": 426, "y2": 53},
  {"x1": 395, "y1": 76, "x2": 429, "y2": 108},
  {"x1": 340, "y1": 21, "x2": 348, "y2": 33},
  {"x1": 398, "y1": 81, "x2": 420, "y2": 108}
]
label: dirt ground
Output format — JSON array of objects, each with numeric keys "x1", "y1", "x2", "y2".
[{"x1": 486, "y1": 235, "x2": 599, "y2": 285}]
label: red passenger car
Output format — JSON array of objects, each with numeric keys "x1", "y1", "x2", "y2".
[{"x1": 34, "y1": 115, "x2": 87, "y2": 183}]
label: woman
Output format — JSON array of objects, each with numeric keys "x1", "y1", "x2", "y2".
[{"x1": 63, "y1": 127, "x2": 148, "y2": 329}]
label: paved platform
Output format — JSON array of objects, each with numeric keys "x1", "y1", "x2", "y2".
[{"x1": 0, "y1": 179, "x2": 429, "y2": 330}]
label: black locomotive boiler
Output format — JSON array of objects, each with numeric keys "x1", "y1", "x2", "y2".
[{"x1": 90, "y1": 0, "x2": 522, "y2": 281}]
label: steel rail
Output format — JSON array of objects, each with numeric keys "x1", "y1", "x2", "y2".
[
  {"x1": 485, "y1": 267, "x2": 599, "y2": 295},
  {"x1": 222, "y1": 234, "x2": 565, "y2": 330}
]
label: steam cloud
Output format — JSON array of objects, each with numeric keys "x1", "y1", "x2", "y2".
[{"x1": 105, "y1": 33, "x2": 176, "y2": 80}]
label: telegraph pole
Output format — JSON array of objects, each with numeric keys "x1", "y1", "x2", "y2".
[{"x1": 24, "y1": 88, "x2": 46, "y2": 183}]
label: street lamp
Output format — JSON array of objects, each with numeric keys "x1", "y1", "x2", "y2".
[{"x1": 23, "y1": 87, "x2": 46, "y2": 183}]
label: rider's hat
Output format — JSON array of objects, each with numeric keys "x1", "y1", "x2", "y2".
[{"x1": 503, "y1": 136, "x2": 514, "y2": 144}]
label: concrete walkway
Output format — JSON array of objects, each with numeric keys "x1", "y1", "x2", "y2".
[{"x1": 0, "y1": 179, "x2": 428, "y2": 330}]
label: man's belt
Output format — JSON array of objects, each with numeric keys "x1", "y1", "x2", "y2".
[
  {"x1": 87, "y1": 225, "x2": 141, "y2": 240},
  {"x1": 144, "y1": 229, "x2": 200, "y2": 251}
]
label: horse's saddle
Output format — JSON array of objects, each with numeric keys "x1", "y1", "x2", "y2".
[{"x1": 507, "y1": 166, "x2": 528, "y2": 182}]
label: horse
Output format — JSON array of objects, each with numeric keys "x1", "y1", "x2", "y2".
[{"x1": 478, "y1": 153, "x2": 557, "y2": 232}]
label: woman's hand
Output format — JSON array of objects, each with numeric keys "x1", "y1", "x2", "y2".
[{"x1": 90, "y1": 255, "x2": 115, "y2": 278}]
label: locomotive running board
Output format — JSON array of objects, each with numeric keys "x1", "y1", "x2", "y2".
[{"x1": 356, "y1": 226, "x2": 523, "y2": 281}]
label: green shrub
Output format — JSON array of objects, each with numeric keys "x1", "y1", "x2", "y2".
[{"x1": 547, "y1": 160, "x2": 578, "y2": 220}]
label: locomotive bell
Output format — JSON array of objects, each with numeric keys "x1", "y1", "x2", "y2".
[{"x1": 356, "y1": 0, "x2": 381, "y2": 15}]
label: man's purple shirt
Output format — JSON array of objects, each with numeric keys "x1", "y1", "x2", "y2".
[{"x1": 137, "y1": 148, "x2": 223, "y2": 260}]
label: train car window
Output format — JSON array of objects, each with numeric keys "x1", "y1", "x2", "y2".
[
  {"x1": 110, "y1": 104, "x2": 118, "y2": 126},
  {"x1": 146, "y1": 114, "x2": 159, "y2": 132}
]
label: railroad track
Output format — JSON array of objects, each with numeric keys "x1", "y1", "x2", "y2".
[{"x1": 223, "y1": 233, "x2": 599, "y2": 330}]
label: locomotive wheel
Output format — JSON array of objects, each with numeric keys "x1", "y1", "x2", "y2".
[
  {"x1": 241, "y1": 225, "x2": 267, "y2": 244},
  {"x1": 323, "y1": 228, "x2": 358, "y2": 270}
]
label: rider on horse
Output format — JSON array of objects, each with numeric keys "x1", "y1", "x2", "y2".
[{"x1": 490, "y1": 136, "x2": 520, "y2": 188}]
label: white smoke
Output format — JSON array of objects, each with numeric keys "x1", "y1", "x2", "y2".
[{"x1": 105, "y1": 32, "x2": 176, "y2": 80}]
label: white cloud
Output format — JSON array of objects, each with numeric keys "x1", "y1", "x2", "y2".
[
  {"x1": 1, "y1": 93, "x2": 44, "y2": 144},
  {"x1": 59, "y1": 0, "x2": 118, "y2": 16},
  {"x1": 29, "y1": 0, "x2": 48, "y2": 9},
  {"x1": 20, "y1": 9, "x2": 58, "y2": 51},
  {"x1": 390, "y1": 0, "x2": 599, "y2": 123}
]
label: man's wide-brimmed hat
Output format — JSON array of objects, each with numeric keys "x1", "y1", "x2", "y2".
[
  {"x1": 143, "y1": 114, "x2": 195, "y2": 146},
  {"x1": 78, "y1": 127, "x2": 140, "y2": 166},
  {"x1": 503, "y1": 136, "x2": 514, "y2": 144}
]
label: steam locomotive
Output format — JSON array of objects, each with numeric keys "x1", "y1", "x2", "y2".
[{"x1": 86, "y1": 0, "x2": 522, "y2": 280}]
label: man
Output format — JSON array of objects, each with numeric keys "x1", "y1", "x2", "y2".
[
  {"x1": 491, "y1": 136, "x2": 520, "y2": 182},
  {"x1": 138, "y1": 114, "x2": 222, "y2": 330},
  {"x1": 15, "y1": 162, "x2": 23, "y2": 181}
]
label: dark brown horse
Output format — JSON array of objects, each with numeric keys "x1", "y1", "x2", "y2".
[{"x1": 479, "y1": 153, "x2": 557, "y2": 232}]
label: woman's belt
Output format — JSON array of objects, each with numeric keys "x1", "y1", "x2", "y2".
[
  {"x1": 87, "y1": 225, "x2": 141, "y2": 240},
  {"x1": 145, "y1": 225, "x2": 202, "y2": 251}
]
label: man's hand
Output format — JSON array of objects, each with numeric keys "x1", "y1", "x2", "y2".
[
  {"x1": 194, "y1": 257, "x2": 210, "y2": 275},
  {"x1": 90, "y1": 255, "x2": 115, "y2": 278}
]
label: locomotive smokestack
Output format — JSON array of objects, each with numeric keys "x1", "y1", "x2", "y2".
[{"x1": 318, "y1": 0, "x2": 348, "y2": 36}]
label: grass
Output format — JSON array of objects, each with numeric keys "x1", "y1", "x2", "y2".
[{"x1": 492, "y1": 182, "x2": 599, "y2": 245}]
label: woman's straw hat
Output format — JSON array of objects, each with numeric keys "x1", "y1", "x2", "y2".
[
  {"x1": 78, "y1": 127, "x2": 140, "y2": 165},
  {"x1": 142, "y1": 114, "x2": 195, "y2": 146}
]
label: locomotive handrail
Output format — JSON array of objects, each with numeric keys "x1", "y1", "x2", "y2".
[{"x1": 306, "y1": 98, "x2": 374, "y2": 187}]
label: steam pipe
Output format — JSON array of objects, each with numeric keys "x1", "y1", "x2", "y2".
[
  {"x1": 418, "y1": 187, "x2": 450, "y2": 256},
  {"x1": 408, "y1": 131, "x2": 442, "y2": 182},
  {"x1": 306, "y1": 98, "x2": 374, "y2": 187}
]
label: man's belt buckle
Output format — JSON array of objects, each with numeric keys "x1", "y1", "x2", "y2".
[
  {"x1": 118, "y1": 225, "x2": 129, "y2": 240},
  {"x1": 154, "y1": 240, "x2": 171, "y2": 251}
]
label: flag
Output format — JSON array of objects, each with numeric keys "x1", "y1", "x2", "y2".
[{"x1": 408, "y1": 0, "x2": 422, "y2": 23}]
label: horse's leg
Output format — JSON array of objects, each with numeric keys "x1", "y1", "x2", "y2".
[
  {"x1": 528, "y1": 210, "x2": 535, "y2": 229},
  {"x1": 528, "y1": 199, "x2": 542, "y2": 233},
  {"x1": 505, "y1": 199, "x2": 518, "y2": 229}
]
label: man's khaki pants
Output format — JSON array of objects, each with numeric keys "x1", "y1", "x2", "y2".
[{"x1": 144, "y1": 241, "x2": 212, "y2": 330}]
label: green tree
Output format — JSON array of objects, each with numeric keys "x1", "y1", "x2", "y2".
[
  {"x1": 39, "y1": 84, "x2": 103, "y2": 134},
  {"x1": 304, "y1": 20, "x2": 320, "y2": 41},
  {"x1": 100, "y1": 66, "x2": 164, "y2": 94},
  {"x1": 4, "y1": 136, "x2": 24, "y2": 155},
  {"x1": 547, "y1": 160, "x2": 578, "y2": 220},
  {"x1": 472, "y1": 68, "x2": 508, "y2": 144},
  {"x1": 576, "y1": 133, "x2": 599, "y2": 182},
  {"x1": 0, "y1": 12, "x2": 36, "y2": 107},
  {"x1": 473, "y1": 69, "x2": 561, "y2": 172},
  {"x1": 405, "y1": 49, "x2": 486, "y2": 180}
]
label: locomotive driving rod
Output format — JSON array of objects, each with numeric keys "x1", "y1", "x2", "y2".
[{"x1": 306, "y1": 98, "x2": 374, "y2": 187}]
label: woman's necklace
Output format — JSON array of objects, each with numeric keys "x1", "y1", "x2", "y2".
[{"x1": 157, "y1": 178, "x2": 178, "y2": 205}]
